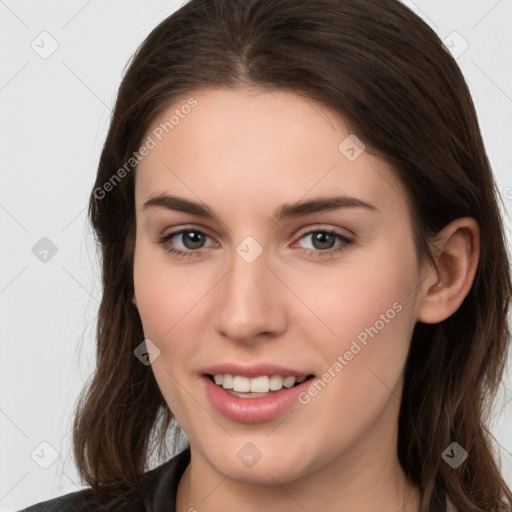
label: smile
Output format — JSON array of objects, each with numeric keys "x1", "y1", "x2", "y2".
[
  {"x1": 202, "y1": 372, "x2": 316, "y2": 423},
  {"x1": 211, "y1": 374, "x2": 309, "y2": 394}
]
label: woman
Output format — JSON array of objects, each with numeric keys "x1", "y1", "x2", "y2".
[{"x1": 22, "y1": 0, "x2": 512, "y2": 511}]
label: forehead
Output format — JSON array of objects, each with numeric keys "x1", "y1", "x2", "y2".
[{"x1": 135, "y1": 87, "x2": 408, "y2": 217}]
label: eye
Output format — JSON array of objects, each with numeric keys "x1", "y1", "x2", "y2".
[
  {"x1": 157, "y1": 226, "x2": 354, "y2": 259},
  {"x1": 292, "y1": 228, "x2": 354, "y2": 258},
  {"x1": 158, "y1": 228, "x2": 215, "y2": 257}
]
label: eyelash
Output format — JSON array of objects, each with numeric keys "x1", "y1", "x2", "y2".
[{"x1": 157, "y1": 227, "x2": 354, "y2": 260}]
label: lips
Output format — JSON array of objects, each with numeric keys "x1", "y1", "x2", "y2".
[
  {"x1": 202, "y1": 362, "x2": 312, "y2": 379},
  {"x1": 201, "y1": 363, "x2": 316, "y2": 423}
]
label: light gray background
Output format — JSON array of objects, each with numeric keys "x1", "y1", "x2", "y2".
[{"x1": 1, "y1": 1, "x2": 511, "y2": 509}]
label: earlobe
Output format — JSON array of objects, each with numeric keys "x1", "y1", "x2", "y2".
[
  {"x1": 416, "y1": 217, "x2": 480, "y2": 324},
  {"x1": 132, "y1": 293, "x2": 137, "y2": 307}
]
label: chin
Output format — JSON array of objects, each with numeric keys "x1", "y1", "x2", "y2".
[{"x1": 201, "y1": 437, "x2": 322, "y2": 486}]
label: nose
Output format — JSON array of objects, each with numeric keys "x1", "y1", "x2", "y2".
[{"x1": 213, "y1": 244, "x2": 287, "y2": 344}]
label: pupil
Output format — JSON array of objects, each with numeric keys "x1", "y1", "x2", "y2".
[{"x1": 312, "y1": 232, "x2": 335, "y2": 250}]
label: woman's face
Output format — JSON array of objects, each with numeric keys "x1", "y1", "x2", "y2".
[{"x1": 133, "y1": 87, "x2": 426, "y2": 484}]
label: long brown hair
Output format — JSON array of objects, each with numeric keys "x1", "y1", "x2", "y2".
[{"x1": 74, "y1": 0, "x2": 512, "y2": 510}]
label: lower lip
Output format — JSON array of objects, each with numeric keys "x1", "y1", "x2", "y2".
[{"x1": 202, "y1": 375, "x2": 314, "y2": 424}]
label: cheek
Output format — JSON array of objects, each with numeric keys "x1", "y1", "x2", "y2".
[
  {"x1": 303, "y1": 237, "x2": 418, "y2": 398},
  {"x1": 294, "y1": 286, "x2": 415, "y2": 452},
  {"x1": 133, "y1": 241, "x2": 208, "y2": 344},
  {"x1": 133, "y1": 244, "x2": 205, "y2": 430},
  {"x1": 301, "y1": 239, "x2": 416, "y2": 348},
  {"x1": 133, "y1": 265, "x2": 173, "y2": 342}
]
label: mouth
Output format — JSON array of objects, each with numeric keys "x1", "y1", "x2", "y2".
[
  {"x1": 201, "y1": 372, "x2": 316, "y2": 423},
  {"x1": 205, "y1": 373, "x2": 315, "y2": 398}
]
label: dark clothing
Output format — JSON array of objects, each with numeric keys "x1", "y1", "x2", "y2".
[
  {"x1": 20, "y1": 448, "x2": 191, "y2": 512},
  {"x1": 20, "y1": 447, "x2": 447, "y2": 511}
]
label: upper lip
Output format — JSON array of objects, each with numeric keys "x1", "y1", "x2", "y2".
[{"x1": 202, "y1": 363, "x2": 314, "y2": 379}]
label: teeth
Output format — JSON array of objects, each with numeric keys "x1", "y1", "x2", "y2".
[
  {"x1": 213, "y1": 374, "x2": 308, "y2": 393},
  {"x1": 269, "y1": 375, "x2": 283, "y2": 390},
  {"x1": 232, "y1": 375, "x2": 250, "y2": 392},
  {"x1": 283, "y1": 376, "x2": 296, "y2": 388},
  {"x1": 250, "y1": 376, "x2": 269, "y2": 393},
  {"x1": 222, "y1": 374, "x2": 233, "y2": 389}
]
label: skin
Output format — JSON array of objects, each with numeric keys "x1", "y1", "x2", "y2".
[{"x1": 132, "y1": 87, "x2": 479, "y2": 512}]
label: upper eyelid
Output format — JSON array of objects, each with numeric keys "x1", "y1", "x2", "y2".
[
  {"x1": 164, "y1": 223, "x2": 354, "y2": 238},
  {"x1": 295, "y1": 224, "x2": 353, "y2": 238},
  {"x1": 162, "y1": 224, "x2": 215, "y2": 238}
]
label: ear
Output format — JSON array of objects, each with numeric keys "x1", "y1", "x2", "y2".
[
  {"x1": 132, "y1": 293, "x2": 138, "y2": 307},
  {"x1": 416, "y1": 217, "x2": 480, "y2": 324}
]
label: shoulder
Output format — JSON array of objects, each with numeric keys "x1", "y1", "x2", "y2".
[
  {"x1": 19, "y1": 487, "x2": 97, "y2": 512},
  {"x1": 19, "y1": 486, "x2": 143, "y2": 512},
  {"x1": 19, "y1": 448, "x2": 191, "y2": 512}
]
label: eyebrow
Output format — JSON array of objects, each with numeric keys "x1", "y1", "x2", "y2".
[{"x1": 142, "y1": 193, "x2": 378, "y2": 222}]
